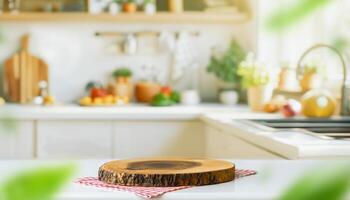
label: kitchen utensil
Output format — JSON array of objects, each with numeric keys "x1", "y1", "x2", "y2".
[
  {"x1": 99, "y1": 158, "x2": 235, "y2": 187},
  {"x1": 123, "y1": 33, "x2": 138, "y2": 55},
  {"x1": 3, "y1": 34, "x2": 49, "y2": 104},
  {"x1": 301, "y1": 89, "x2": 336, "y2": 118}
]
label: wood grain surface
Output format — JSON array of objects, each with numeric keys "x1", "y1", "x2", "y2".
[{"x1": 99, "y1": 158, "x2": 235, "y2": 187}]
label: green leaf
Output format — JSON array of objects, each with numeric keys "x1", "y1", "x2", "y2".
[
  {"x1": 279, "y1": 163, "x2": 350, "y2": 200},
  {"x1": 112, "y1": 67, "x2": 133, "y2": 78},
  {"x1": 206, "y1": 40, "x2": 246, "y2": 85},
  {"x1": 266, "y1": 0, "x2": 333, "y2": 32},
  {"x1": 1, "y1": 164, "x2": 76, "y2": 200},
  {"x1": 332, "y1": 37, "x2": 349, "y2": 52}
]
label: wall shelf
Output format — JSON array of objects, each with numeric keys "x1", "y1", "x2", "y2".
[{"x1": 0, "y1": 12, "x2": 248, "y2": 24}]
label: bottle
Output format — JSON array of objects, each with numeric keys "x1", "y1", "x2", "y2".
[{"x1": 168, "y1": 0, "x2": 183, "y2": 13}]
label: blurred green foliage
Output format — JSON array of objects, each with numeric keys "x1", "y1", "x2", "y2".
[
  {"x1": 0, "y1": 109, "x2": 17, "y2": 132},
  {"x1": 266, "y1": 0, "x2": 333, "y2": 32},
  {"x1": 0, "y1": 164, "x2": 76, "y2": 200},
  {"x1": 333, "y1": 37, "x2": 349, "y2": 52},
  {"x1": 207, "y1": 40, "x2": 246, "y2": 85},
  {"x1": 279, "y1": 163, "x2": 350, "y2": 200},
  {"x1": 0, "y1": 29, "x2": 3, "y2": 44}
]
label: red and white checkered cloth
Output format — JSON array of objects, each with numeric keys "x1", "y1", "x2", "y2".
[{"x1": 75, "y1": 169, "x2": 256, "y2": 199}]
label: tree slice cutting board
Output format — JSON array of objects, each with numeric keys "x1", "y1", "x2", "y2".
[{"x1": 98, "y1": 158, "x2": 235, "y2": 187}]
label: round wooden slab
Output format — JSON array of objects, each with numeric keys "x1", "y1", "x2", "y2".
[{"x1": 98, "y1": 158, "x2": 235, "y2": 187}]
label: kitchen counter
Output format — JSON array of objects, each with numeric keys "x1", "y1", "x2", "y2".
[
  {"x1": 1, "y1": 159, "x2": 349, "y2": 200},
  {"x1": 2, "y1": 103, "x2": 350, "y2": 159},
  {"x1": 1, "y1": 103, "x2": 274, "y2": 120},
  {"x1": 202, "y1": 114, "x2": 350, "y2": 159}
]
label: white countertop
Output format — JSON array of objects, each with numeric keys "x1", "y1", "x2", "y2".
[
  {"x1": 1, "y1": 103, "x2": 274, "y2": 120},
  {"x1": 2, "y1": 159, "x2": 348, "y2": 200},
  {"x1": 2, "y1": 103, "x2": 350, "y2": 159},
  {"x1": 202, "y1": 114, "x2": 350, "y2": 159}
]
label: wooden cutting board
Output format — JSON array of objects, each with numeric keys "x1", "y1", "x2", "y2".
[
  {"x1": 3, "y1": 34, "x2": 49, "y2": 104},
  {"x1": 98, "y1": 158, "x2": 235, "y2": 187}
]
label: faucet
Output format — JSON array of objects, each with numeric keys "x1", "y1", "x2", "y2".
[{"x1": 296, "y1": 44, "x2": 350, "y2": 116}]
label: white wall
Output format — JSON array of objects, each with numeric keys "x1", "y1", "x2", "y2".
[{"x1": 0, "y1": 20, "x2": 256, "y2": 103}]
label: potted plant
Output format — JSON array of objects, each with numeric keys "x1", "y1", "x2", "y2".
[
  {"x1": 123, "y1": 0, "x2": 137, "y2": 13},
  {"x1": 143, "y1": 0, "x2": 156, "y2": 15},
  {"x1": 113, "y1": 67, "x2": 132, "y2": 82},
  {"x1": 109, "y1": 0, "x2": 123, "y2": 15},
  {"x1": 207, "y1": 40, "x2": 246, "y2": 105},
  {"x1": 238, "y1": 53, "x2": 273, "y2": 111},
  {"x1": 108, "y1": 67, "x2": 133, "y2": 100}
]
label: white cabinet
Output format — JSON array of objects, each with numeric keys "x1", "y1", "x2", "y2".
[
  {"x1": 113, "y1": 121, "x2": 205, "y2": 159},
  {"x1": 0, "y1": 121, "x2": 33, "y2": 158},
  {"x1": 37, "y1": 121, "x2": 113, "y2": 159},
  {"x1": 205, "y1": 125, "x2": 283, "y2": 159}
]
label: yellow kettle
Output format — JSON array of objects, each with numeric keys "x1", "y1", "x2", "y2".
[{"x1": 301, "y1": 89, "x2": 336, "y2": 118}]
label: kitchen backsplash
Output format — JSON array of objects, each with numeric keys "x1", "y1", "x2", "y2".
[{"x1": 0, "y1": 22, "x2": 255, "y2": 102}]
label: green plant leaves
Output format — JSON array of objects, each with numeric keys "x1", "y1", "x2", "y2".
[
  {"x1": 266, "y1": 0, "x2": 333, "y2": 32},
  {"x1": 0, "y1": 164, "x2": 76, "y2": 200},
  {"x1": 112, "y1": 67, "x2": 133, "y2": 78},
  {"x1": 279, "y1": 163, "x2": 350, "y2": 200},
  {"x1": 207, "y1": 40, "x2": 246, "y2": 85}
]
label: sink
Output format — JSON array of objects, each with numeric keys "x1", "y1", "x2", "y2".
[{"x1": 241, "y1": 118, "x2": 350, "y2": 140}]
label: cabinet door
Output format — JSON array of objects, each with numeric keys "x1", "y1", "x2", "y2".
[
  {"x1": 113, "y1": 121, "x2": 205, "y2": 159},
  {"x1": 205, "y1": 125, "x2": 283, "y2": 159},
  {"x1": 0, "y1": 121, "x2": 33, "y2": 158},
  {"x1": 37, "y1": 121, "x2": 112, "y2": 159}
]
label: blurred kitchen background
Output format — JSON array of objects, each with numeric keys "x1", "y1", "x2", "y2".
[
  {"x1": 0, "y1": 0, "x2": 256, "y2": 103},
  {"x1": 0, "y1": 0, "x2": 349, "y2": 107}
]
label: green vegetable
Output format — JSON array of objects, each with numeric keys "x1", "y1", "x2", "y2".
[
  {"x1": 85, "y1": 81, "x2": 102, "y2": 92},
  {"x1": 207, "y1": 40, "x2": 246, "y2": 85},
  {"x1": 266, "y1": 0, "x2": 333, "y2": 32},
  {"x1": 112, "y1": 68, "x2": 133, "y2": 78},
  {"x1": 170, "y1": 91, "x2": 181, "y2": 103},
  {"x1": 279, "y1": 163, "x2": 350, "y2": 200},
  {"x1": 151, "y1": 93, "x2": 175, "y2": 107},
  {"x1": 0, "y1": 164, "x2": 76, "y2": 200}
]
